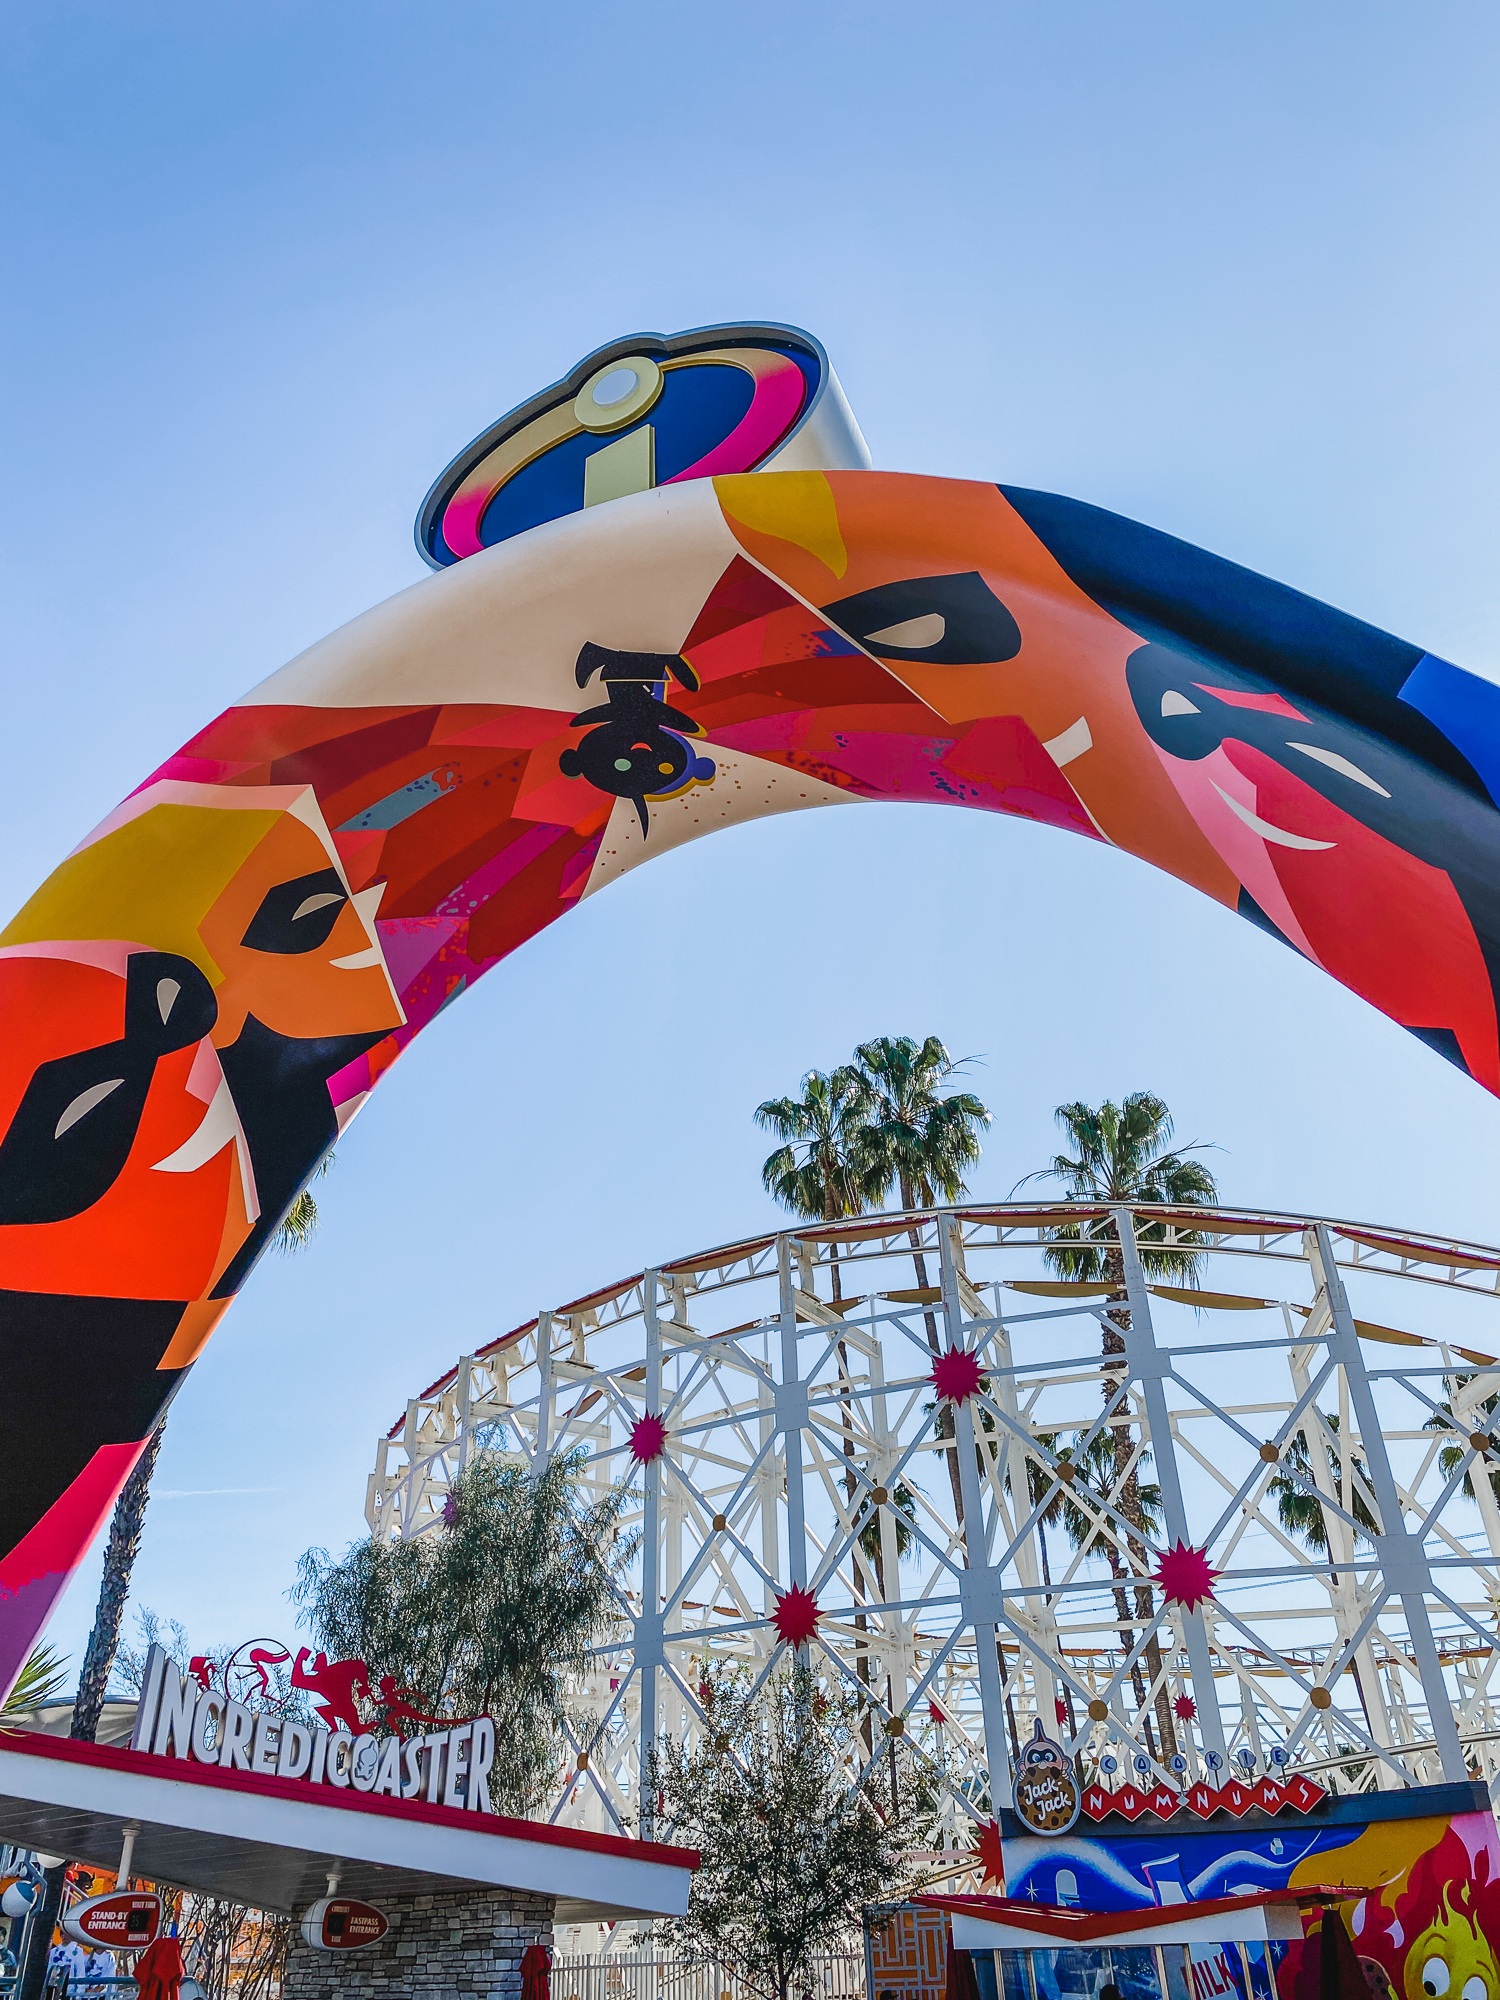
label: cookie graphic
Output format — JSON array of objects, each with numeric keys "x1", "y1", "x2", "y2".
[{"x1": 1012, "y1": 1720, "x2": 1082, "y2": 1836}]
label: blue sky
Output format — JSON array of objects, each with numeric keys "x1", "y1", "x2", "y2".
[{"x1": 4, "y1": 1, "x2": 1500, "y2": 1671}]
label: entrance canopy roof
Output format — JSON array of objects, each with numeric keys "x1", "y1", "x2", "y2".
[
  {"x1": 0, "y1": 1730, "x2": 695, "y2": 1923},
  {"x1": 922, "y1": 1890, "x2": 1347, "y2": 1951}
]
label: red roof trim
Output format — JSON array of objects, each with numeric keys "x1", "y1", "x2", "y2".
[
  {"x1": 0, "y1": 1728, "x2": 696, "y2": 1871},
  {"x1": 919, "y1": 1885, "x2": 1364, "y2": 1940}
]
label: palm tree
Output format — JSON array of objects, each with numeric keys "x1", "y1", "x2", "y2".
[
  {"x1": 70, "y1": 1424, "x2": 167, "y2": 1742},
  {"x1": 850, "y1": 1036, "x2": 990, "y2": 1524},
  {"x1": 1034, "y1": 1093, "x2": 1218, "y2": 1760},
  {"x1": 851, "y1": 1036, "x2": 990, "y2": 1223},
  {"x1": 1425, "y1": 1386, "x2": 1500, "y2": 1507},
  {"x1": 1, "y1": 1645, "x2": 68, "y2": 1720},
  {"x1": 274, "y1": 1152, "x2": 335, "y2": 1253},
  {"x1": 1269, "y1": 1415, "x2": 1380, "y2": 1553},
  {"x1": 758, "y1": 1066, "x2": 887, "y2": 1719},
  {"x1": 1019, "y1": 1430, "x2": 1164, "y2": 1740},
  {"x1": 757, "y1": 1068, "x2": 877, "y2": 1279},
  {"x1": 858, "y1": 1477, "x2": 917, "y2": 1589},
  {"x1": 1039, "y1": 1428, "x2": 1165, "y2": 1564}
]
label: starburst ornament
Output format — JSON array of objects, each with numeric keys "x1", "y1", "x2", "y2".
[
  {"x1": 772, "y1": 1582, "x2": 821, "y2": 1647},
  {"x1": 971, "y1": 1817, "x2": 1006, "y2": 1887},
  {"x1": 1155, "y1": 1540, "x2": 1221, "y2": 1611},
  {"x1": 629, "y1": 1413, "x2": 666, "y2": 1463},
  {"x1": 1173, "y1": 1693, "x2": 1198, "y2": 1722},
  {"x1": 931, "y1": 1347, "x2": 984, "y2": 1404}
]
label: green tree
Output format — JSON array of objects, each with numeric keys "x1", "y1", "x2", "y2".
[
  {"x1": 654, "y1": 1661, "x2": 931, "y2": 2000},
  {"x1": 1424, "y1": 1385, "x2": 1500, "y2": 1507},
  {"x1": 1269, "y1": 1415, "x2": 1380, "y2": 1553},
  {"x1": 851, "y1": 1035, "x2": 990, "y2": 1521},
  {"x1": 1035, "y1": 1093, "x2": 1218, "y2": 1760},
  {"x1": 294, "y1": 1449, "x2": 633, "y2": 1812}
]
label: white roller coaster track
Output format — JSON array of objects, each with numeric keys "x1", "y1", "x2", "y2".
[{"x1": 366, "y1": 1203, "x2": 1500, "y2": 1847}]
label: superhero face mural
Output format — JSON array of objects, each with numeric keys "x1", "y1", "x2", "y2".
[
  {"x1": 1127, "y1": 647, "x2": 1500, "y2": 1091},
  {"x1": 0, "y1": 943, "x2": 251, "y2": 1302},
  {"x1": 0, "y1": 781, "x2": 402, "y2": 1247}
]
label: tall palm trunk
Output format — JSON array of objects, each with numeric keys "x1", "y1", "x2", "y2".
[
  {"x1": 829, "y1": 1240, "x2": 876, "y2": 1755},
  {"x1": 72, "y1": 1423, "x2": 164, "y2": 1744},
  {"x1": 16, "y1": 1431, "x2": 164, "y2": 2000},
  {"x1": 900, "y1": 1179, "x2": 965, "y2": 1527},
  {"x1": 1100, "y1": 1259, "x2": 1176, "y2": 1760}
]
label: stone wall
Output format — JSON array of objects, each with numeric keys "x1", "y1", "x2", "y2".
[{"x1": 281, "y1": 1885, "x2": 554, "y2": 2000}]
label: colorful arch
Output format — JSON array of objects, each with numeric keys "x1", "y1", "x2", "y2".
[{"x1": 2, "y1": 466, "x2": 1498, "y2": 1692}]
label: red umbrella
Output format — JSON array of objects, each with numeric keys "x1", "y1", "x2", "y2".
[
  {"x1": 944, "y1": 1934, "x2": 979, "y2": 2000},
  {"x1": 133, "y1": 1936, "x2": 184, "y2": 2000},
  {"x1": 521, "y1": 1942, "x2": 552, "y2": 2000}
]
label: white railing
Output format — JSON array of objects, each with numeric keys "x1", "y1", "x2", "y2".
[{"x1": 551, "y1": 1949, "x2": 865, "y2": 2000}]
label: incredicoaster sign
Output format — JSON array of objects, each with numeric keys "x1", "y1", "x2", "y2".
[{"x1": 129, "y1": 1646, "x2": 496, "y2": 1812}]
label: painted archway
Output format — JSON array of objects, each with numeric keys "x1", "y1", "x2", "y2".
[{"x1": 1, "y1": 465, "x2": 1498, "y2": 1692}]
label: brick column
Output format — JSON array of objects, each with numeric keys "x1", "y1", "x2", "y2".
[{"x1": 281, "y1": 1885, "x2": 554, "y2": 1999}]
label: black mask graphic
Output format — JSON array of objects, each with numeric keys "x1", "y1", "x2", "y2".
[
  {"x1": 0, "y1": 951, "x2": 217, "y2": 1226},
  {"x1": 211, "y1": 1014, "x2": 386, "y2": 1298},
  {"x1": 823, "y1": 573, "x2": 1022, "y2": 665},
  {"x1": 560, "y1": 641, "x2": 707, "y2": 835},
  {"x1": 241, "y1": 868, "x2": 350, "y2": 954},
  {"x1": 0, "y1": 1287, "x2": 189, "y2": 1563}
]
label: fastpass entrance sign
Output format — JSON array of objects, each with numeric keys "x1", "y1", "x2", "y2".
[
  {"x1": 299, "y1": 1897, "x2": 390, "y2": 1951},
  {"x1": 129, "y1": 1645, "x2": 496, "y2": 1812}
]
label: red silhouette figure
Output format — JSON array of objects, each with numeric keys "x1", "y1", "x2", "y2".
[
  {"x1": 239, "y1": 1642, "x2": 291, "y2": 1701},
  {"x1": 374, "y1": 1675, "x2": 444, "y2": 1734},
  {"x1": 187, "y1": 1656, "x2": 217, "y2": 1693},
  {"x1": 291, "y1": 1648, "x2": 371, "y2": 1733}
]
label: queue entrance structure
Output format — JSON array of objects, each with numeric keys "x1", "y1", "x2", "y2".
[{"x1": 0, "y1": 1727, "x2": 695, "y2": 1999}]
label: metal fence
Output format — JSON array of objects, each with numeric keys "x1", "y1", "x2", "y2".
[{"x1": 551, "y1": 1950, "x2": 866, "y2": 2000}]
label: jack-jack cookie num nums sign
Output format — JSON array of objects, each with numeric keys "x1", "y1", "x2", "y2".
[{"x1": 1011, "y1": 1721, "x2": 1082, "y2": 1836}]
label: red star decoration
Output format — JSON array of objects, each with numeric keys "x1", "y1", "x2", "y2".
[
  {"x1": 1055, "y1": 1697, "x2": 1069, "y2": 1723},
  {"x1": 931, "y1": 1347, "x2": 984, "y2": 1404},
  {"x1": 772, "y1": 1583, "x2": 821, "y2": 1648},
  {"x1": 971, "y1": 1817, "x2": 1005, "y2": 1887},
  {"x1": 928, "y1": 1700, "x2": 945, "y2": 1724},
  {"x1": 629, "y1": 1413, "x2": 666, "y2": 1463},
  {"x1": 1173, "y1": 1693, "x2": 1198, "y2": 1722},
  {"x1": 1155, "y1": 1540, "x2": 1221, "y2": 1611}
]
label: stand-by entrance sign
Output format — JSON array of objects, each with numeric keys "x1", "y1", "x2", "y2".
[{"x1": 62, "y1": 1890, "x2": 162, "y2": 1950}]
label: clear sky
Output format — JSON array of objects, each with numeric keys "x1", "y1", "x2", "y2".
[{"x1": 4, "y1": 2, "x2": 1499, "y2": 1674}]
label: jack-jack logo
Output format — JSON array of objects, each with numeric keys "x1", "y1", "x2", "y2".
[
  {"x1": 1011, "y1": 1720, "x2": 1081, "y2": 1836},
  {"x1": 561, "y1": 642, "x2": 714, "y2": 835}
]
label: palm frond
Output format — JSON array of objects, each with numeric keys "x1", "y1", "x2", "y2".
[
  {"x1": 2, "y1": 1643, "x2": 69, "y2": 1718},
  {"x1": 1038, "y1": 1093, "x2": 1218, "y2": 1283}
]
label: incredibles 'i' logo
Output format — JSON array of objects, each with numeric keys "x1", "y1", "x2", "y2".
[{"x1": 415, "y1": 322, "x2": 862, "y2": 566}]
